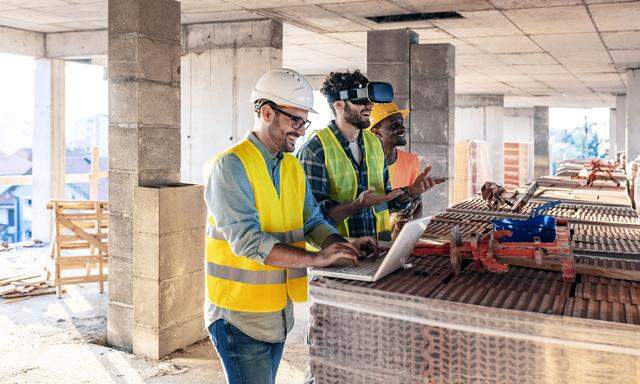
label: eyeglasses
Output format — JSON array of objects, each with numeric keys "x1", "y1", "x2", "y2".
[{"x1": 270, "y1": 104, "x2": 312, "y2": 131}]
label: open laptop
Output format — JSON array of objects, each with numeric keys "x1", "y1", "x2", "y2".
[{"x1": 311, "y1": 216, "x2": 431, "y2": 282}]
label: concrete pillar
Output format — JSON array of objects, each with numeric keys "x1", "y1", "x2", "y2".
[
  {"x1": 628, "y1": 69, "x2": 640, "y2": 162},
  {"x1": 180, "y1": 20, "x2": 282, "y2": 183},
  {"x1": 367, "y1": 29, "x2": 418, "y2": 113},
  {"x1": 534, "y1": 106, "x2": 550, "y2": 178},
  {"x1": 455, "y1": 95, "x2": 504, "y2": 184},
  {"x1": 367, "y1": 30, "x2": 455, "y2": 215},
  {"x1": 133, "y1": 185, "x2": 205, "y2": 359},
  {"x1": 616, "y1": 94, "x2": 627, "y2": 159},
  {"x1": 108, "y1": 0, "x2": 182, "y2": 351},
  {"x1": 610, "y1": 108, "x2": 617, "y2": 159},
  {"x1": 32, "y1": 59, "x2": 65, "y2": 242},
  {"x1": 410, "y1": 44, "x2": 455, "y2": 215}
]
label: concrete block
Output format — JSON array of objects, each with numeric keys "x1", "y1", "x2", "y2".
[
  {"x1": 108, "y1": 302, "x2": 133, "y2": 351},
  {"x1": 133, "y1": 277, "x2": 160, "y2": 328},
  {"x1": 410, "y1": 77, "x2": 455, "y2": 110},
  {"x1": 108, "y1": 124, "x2": 138, "y2": 171},
  {"x1": 109, "y1": 212, "x2": 133, "y2": 261},
  {"x1": 139, "y1": 38, "x2": 181, "y2": 84},
  {"x1": 110, "y1": 35, "x2": 180, "y2": 84},
  {"x1": 135, "y1": 227, "x2": 204, "y2": 280},
  {"x1": 138, "y1": 169, "x2": 182, "y2": 187},
  {"x1": 133, "y1": 315, "x2": 205, "y2": 360},
  {"x1": 411, "y1": 44, "x2": 455, "y2": 77},
  {"x1": 410, "y1": 109, "x2": 453, "y2": 145},
  {"x1": 107, "y1": 81, "x2": 180, "y2": 128},
  {"x1": 108, "y1": 256, "x2": 133, "y2": 305},
  {"x1": 138, "y1": 127, "x2": 181, "y2": 171},
  {"x1": 159, "y1": 271, "x2": 203, "y2": 327},
  {"x1": 412, "y1": 143, "x2": 452, "y2": 179},
  {"x1": 134, "y1": 184, "x2": 206, "y2": 235},
  {"x1": 367, "y1": 29, "x2": 418, "y2": 63},
  {"x1": 139, "y1": 82, "x2": 180, "y2": 127},
  {"x1": 109, "y1": 169, "x2": 137, "y2": 216},
  {"x1": 109, "y1": 0, "x2": 180, "y2": 42},
  {"x1": 108, "y1": 81, "x2": 139, "y2": 125},
  {"x1": 366, "y1": 63, "x2": 410, "y2": 99},
  {"x1": 411, "y1": 142, "x2": 453, "y2": 214}
]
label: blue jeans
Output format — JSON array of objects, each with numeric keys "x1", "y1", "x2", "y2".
[{"x1": 208, "y1": 319, "x2": 285, "y2": 384}]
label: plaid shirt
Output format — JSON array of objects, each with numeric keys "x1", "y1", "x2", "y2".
[{"x1": 297, "y1": 121, "x2": 408, "y2": 238}]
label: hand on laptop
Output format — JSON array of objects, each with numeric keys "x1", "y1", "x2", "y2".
[
  {"x1": 351, "y1": 236, "x2": 379, "y2": 259},
  {"x1": 312, "y1": 242, "x2": 360, "y2": 268}
]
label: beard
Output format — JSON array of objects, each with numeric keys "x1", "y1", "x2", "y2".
[
  {"x1": 269, "y1": 116, "x2": 299, "y2": 153},
  {"x1": 344, "y1": 102, "x2": 370, "y2": 130},
  {"x1": 395, "y1": 135, "x2": 407, "y2": 147}
]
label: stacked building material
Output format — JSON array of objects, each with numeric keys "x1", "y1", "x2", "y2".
[
  {"x1": 311, "y1": 169, "x2": 640, "y2": 383},
  {"x1": 454, "y1": 140, "x2": 492, "y2": 203},
  {"x1": 449, "y1": 196, "x2": 640, "y2": 226},
  {"x1": 310, "y1": 255, "x2": 640, "y2": 383},
  {"x1": 503, "y1": 142, "x2": 531, "y2": 190}
]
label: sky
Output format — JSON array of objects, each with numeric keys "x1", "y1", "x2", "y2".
[{"x1": 0, "y1": 53, "x2": 107, "y2": 156}]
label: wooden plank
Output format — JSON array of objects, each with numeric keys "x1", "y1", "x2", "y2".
[
  {"x1": 0, "y1": 274, "x2": 41, "y2": 286},
  {"x1": 4, "y1": 296, "x2": 31, "y2": 304},
  {"x1": 55, "y1": 275, "x2": 107, "y2": 285},
  {"x1": 3, "y1": 287, "x2": 60, "y2": 298},
  {"x1": 56, "y1": 216, "x2": 107, "y2": 253}
]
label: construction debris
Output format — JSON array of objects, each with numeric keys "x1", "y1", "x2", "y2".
[{"x1": 0, "y1": 274, "x2": 62, "y2": 302}]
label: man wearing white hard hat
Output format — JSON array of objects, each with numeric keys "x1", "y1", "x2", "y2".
[{"x1": 202, "y1": 69, "x2": 377, "y2": 384}]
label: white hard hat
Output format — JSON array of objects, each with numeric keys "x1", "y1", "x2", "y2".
[{"x1": 250, "y1": 69, "x2": 317, "y2": 113}]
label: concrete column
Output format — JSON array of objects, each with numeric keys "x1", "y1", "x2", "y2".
[
  {"x1": 455, "y1": 95, "x2": 504, "y2": 184},
  {"x1": 628, "y1": 69, "x2": 640, "y2": 162},
  {"x1": 534, "y1": 106, "x2": 550, "y2": 178},
  {"x1": 616, "y1": 94, "x2": 627, "y2": 159},
  {"x1": 180, "y1": 20, "x2": 282, "y2": 183},
  {"x1": 108, "y1": 0, "x2": 182, "y2": 351},
  {"x1": 32, "y1": 59, "x2": 65, "y2": 242},
  {"x1": 609, "y1": 108, "x2": 617, "y2": 159},
  {"x1": 410, "y1": 44, "x2": 455, "y2": 215},
  {"x1": 367, "y1": 30, "x2": 455, "y2": 215},
  {"x1": 367, "y1": 29, "x2": 418, "y2": 112}
]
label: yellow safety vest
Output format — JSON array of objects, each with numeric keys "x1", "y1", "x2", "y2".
[
  {"x1": 204, "y1": 139, "x2": 308, "y2": 313},
  {"x1": 315, "y1": 127, "x2": 392, "y2": 240}
]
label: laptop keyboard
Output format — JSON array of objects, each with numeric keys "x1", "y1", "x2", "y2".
[{"x1": 329, "y1": 257, "x2": 384, "y2": 276}]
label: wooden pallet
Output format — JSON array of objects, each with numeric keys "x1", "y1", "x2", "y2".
[{"x1": 46, "y1": 200, "x2": 108, "y2": 297}]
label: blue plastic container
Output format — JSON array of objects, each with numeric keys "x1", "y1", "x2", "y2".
[{"x1": 491, "y1": 201, "x2": 560, "y2": 243}]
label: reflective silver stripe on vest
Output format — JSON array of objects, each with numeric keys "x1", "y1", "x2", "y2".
[
  {"x1": 206, "y1": 262, "x2": 286, "y2": 284},
  {"x1": 287, "y1": 268, "x2": 308, "y2": 279},
  {"x1": 207, "y1": 226, "x2": 304, "y2": 244}
]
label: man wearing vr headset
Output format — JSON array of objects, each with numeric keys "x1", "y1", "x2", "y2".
[{"x1": 298, "y1": 70, "x2": 437, "y2": 241}]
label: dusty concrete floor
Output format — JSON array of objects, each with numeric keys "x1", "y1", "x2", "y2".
[{"x1": 0, "y1": 247, "x2": 310, "y2": 383}]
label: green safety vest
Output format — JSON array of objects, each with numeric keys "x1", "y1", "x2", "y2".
[{"x1": 315, "y1": 127, "x2": 392, "y2": 240}]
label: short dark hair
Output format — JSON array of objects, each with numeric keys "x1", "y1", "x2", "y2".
[{"x1": 320, "y1": 70, "x2": 369, "y2": 115}]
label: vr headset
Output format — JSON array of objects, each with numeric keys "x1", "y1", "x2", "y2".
[{"x1": 327, "y1": 82, "x2": 394, "y2": 105}]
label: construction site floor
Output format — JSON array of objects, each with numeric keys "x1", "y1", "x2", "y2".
[{"x1": 0, "y1": 247, "x2": 310, "y2": 384}]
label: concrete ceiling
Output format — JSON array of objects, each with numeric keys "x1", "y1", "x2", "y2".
[{"x1": 1, "y1": 0, "x2": 639, "y2": 107}]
